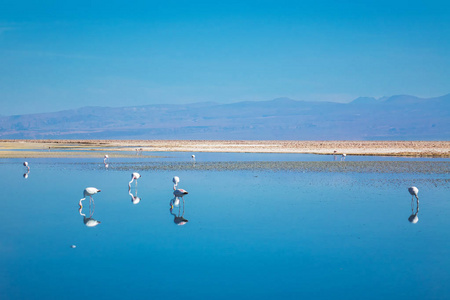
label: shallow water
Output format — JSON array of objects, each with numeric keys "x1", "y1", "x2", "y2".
[{"x1": 0, "y1": 154, "x2": 449, "y2": 300}]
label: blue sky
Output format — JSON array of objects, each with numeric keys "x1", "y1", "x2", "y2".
[{"x1": 0, "y1": 0, "x2": 449, "y2": 115}]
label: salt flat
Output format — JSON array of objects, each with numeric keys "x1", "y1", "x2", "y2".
[{"x1": 0, "y1": 140, "x2": 449, "y2": 158}]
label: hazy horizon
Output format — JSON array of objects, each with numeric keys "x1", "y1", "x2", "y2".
[
  {"x1": 1, "y1": 94, "x2": 448, "y2": 140},
  {"x1": 1, "y1": 93, "x2": 449, "y2": 117}
]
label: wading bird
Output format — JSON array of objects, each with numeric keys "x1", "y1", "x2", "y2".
[
  {"x1": 23, "y1": 161, "x2": 30, "y2": 171},
  {"x1": 103, "y1": 155, "x2": 109, "y2": 168},
  {"x1": 79, "y1": 187, "x2": 101, "y2": 227},
  {"x1": 129, "y1": 172, "x2": 141, "y2": 188},
  {"x1": 408, "y1": 186, "x2": 419, "y2": 200},
  {"x1": 172, "y1": 176, "x2": 188, "y2": 198},
  {"x1": 80, "y1": 187, "x2": 101, "y2": 204}
]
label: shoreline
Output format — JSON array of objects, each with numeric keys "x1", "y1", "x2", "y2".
[{"x1": 0, "y1": 140, "x2": 449, "y2": 158}]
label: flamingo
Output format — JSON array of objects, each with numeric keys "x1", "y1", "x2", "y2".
[
  {"x1": 341, "y1": 153, "x2": 347, "y2": 161},
  {"x1": 78, "y1": 187, "x2": 101, "y2": 227},
  {"x1": 172, "y1": 176, "x2": 188, "y2": 198},
  {"x1": 408, "y1": 186, "x2": 419, "y2": 200},
  {"x1": 103, "y1": 155, "x2": 109, "y2": 168},
  {"x1": 191, "y1": 154, "x2": 196, "y2": 162},
  {"x1": 23, "y1": 162, "x2": 30, "y2": 178},
  {"x1": 129, "y1": 172, "x2": 141, "y2": 188},
  {"x1": 79, "y1": 187, "x2": 101, "y2": 207}
]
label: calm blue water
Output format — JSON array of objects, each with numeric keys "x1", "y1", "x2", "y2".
[{"x1": 0, "y1": 154, "x2": 449, "y2": 300}]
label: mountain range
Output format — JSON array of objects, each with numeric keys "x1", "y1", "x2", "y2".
[{"x1": 0, "y1": 94, "x2": 449, "y2": 140}]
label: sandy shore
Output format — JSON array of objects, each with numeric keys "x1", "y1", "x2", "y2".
[{"x1": 0, "y1": 140, "x2": 449, "y2": 158}]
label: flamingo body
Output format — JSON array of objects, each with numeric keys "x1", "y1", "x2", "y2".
[
  {"x1": 83, "y1": 187, "x2": 101, "y2": 197},
  {"x1": 129, "y1": 172, "x2": 141, "y2": 187},
  {"x1": 173, "y1": 188, "x2": 188, "y2": 197},
  {"x1": 408, "y1": 186, "x2": 419, "y2": 198}
]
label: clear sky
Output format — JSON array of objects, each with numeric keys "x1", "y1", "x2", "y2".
[{"x1": 0, "y1": 0, "x2": 449, "y2": 115}]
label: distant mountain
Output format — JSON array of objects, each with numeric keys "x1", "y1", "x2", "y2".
[{"x1": 0, "y1": 94, "x2": 449, "y2": 140}]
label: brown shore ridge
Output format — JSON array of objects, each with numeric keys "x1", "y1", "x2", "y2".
[{"x1": 0, "y1": 140, "x2": 449, "y2": 158}]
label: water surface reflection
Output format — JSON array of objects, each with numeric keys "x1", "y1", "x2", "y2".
[
  {"x1": 408, "y1": 198, "x2": 419, "y2": 224},
  {"x1": 170, "y1": 196, "x2": 188, "y2": 225},
  {"x1": 129, "y1": 187, "x2": 141, "y2": 204}
]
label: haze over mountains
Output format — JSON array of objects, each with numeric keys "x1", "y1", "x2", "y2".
[{"x1": 0, "y1": 94, "x2": 448, "y2": 140}]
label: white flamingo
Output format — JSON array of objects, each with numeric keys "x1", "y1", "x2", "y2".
[
  {"x1": 173, "y1": 176, "x2": 188, "y2": 198},
  {"x1": 191, "y1": 154, "x2": 196, "y2": 162},
  {"x1": 129, "y1": 172, "x2": 141, "y2": 188},
  {"x1": 23, "y1": 162, "x2": 30, "y2": 178},
  {"x1": 79, "y1": 187, "x2": 101, "y2": 227},
  {"x1": 408, "y1": 186, "x2": 419, "y2": 200},
  {"x1": 103, "y1": 155, "x2": 109, "y2": 168},
  {"x1": 79, "y1": 187, "x2": 101, "y2": 206},
  {"x1": 341, "y1": 153, "x2": 347, "y2": 161}
]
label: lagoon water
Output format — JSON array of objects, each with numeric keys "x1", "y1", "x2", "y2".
[{"x1": 0, "y1": 153, "x2": 449, "y2": 299}]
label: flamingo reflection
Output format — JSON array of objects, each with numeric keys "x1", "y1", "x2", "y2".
[
  {"x1": 408, "y1": 198, "x2": 420, "y2": 224},
  {"x1": 129, "y1": 187, "x2": 141, "y2": 204},
  {"x1": 23, "y1": 169, "x2": 30, "y2": 179},
  {"x1": 79, "y1": 187, "x2": 101, "y2": 227},
  {"x1": 170, "y1": 196, "x2": 188, "y2": 225}
]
